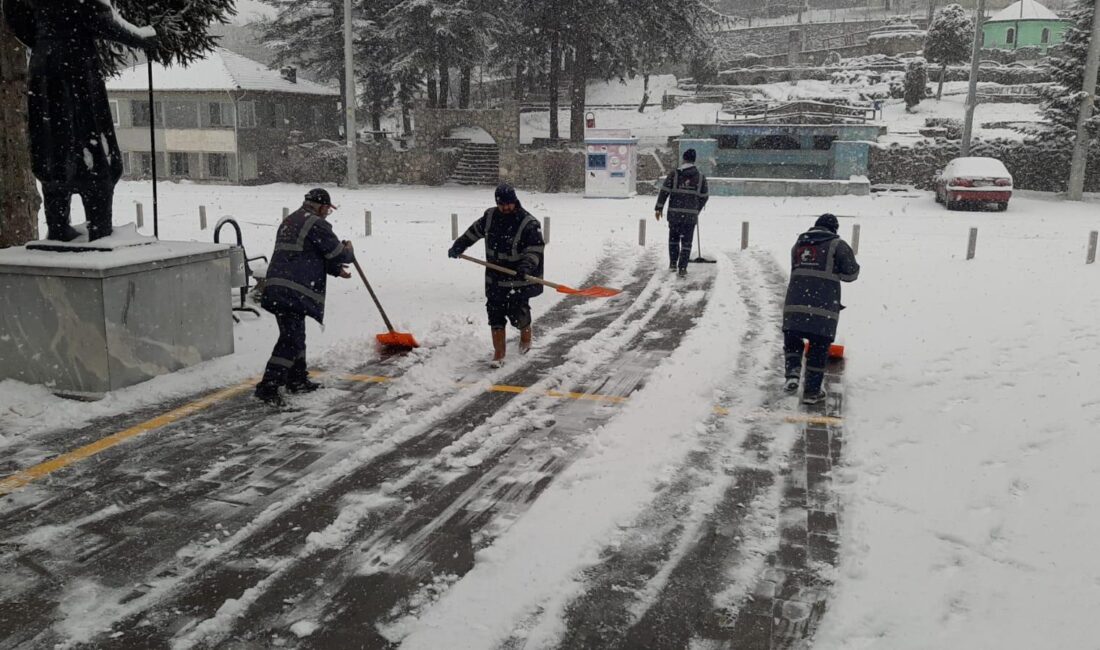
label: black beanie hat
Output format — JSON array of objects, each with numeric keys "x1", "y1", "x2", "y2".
[
  {"x1": 815, "y1": 213, "x2": 839, "y2": 233},
  {"x1": 683, "y1": 148, "x2": 697, "y2": 163},
  {"x1": 495, "y1": 183, "x2": 519, "y2": 205}
]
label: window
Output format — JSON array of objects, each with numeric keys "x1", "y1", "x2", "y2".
[
  {"x1": 813, "y1": 135, "x2": 838, "y2": 150},
  {"x1": 169, "y1": 152, "x2": 189, "y2": 176},
  {"x1": 209, "y1": 102, "x2": 232, "y2": 127},
  {"x1": 1006, "y1": 27, "x2": 1016, "y2": 45},
  {"x1": 131, "y1": 100, "x2": 163, "y2": 127},
  {"x1": 311, "y1": 106, "x2": 323, "y2": 128},
  {"x1": 238, "y1": 101, "x2": 256, "y2": 128},
  {"x1": 164, "y1": 100, "x2": 199, "y2": 128},
  {"x1": 242, "y1": 152, "x2": 258, "y2": 180},
  {"x1": 266, "y1": 103, "x2": 286, "y2": 128},
  {"x1": 135, "y1": 152, "x2": 152, "y2": 175},
  {"x1": 1041, "y1": 27, "x2": 1051, "y2": 44},
  {"x1": 109, "y1": 100, "x2": 119, "y2": 126},
  {"x1": 207, "y1": 153, "x2": 230, "y2": 178}
]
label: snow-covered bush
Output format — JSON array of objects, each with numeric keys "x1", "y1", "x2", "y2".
[
  {"x1": 924, "y1": 4, "x2": 974, "y2": 99},
  {"x1": 904, "y1": 58, "x2": 928, "y2": 111}
]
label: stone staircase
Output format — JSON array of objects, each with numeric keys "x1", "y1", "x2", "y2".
[{"x1": 449, "y1": 142, "x2": 500, "y2": 186}]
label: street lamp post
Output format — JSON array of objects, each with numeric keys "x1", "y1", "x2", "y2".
[
  {"x1": 343, "y1": 0, "x2": 358, "y2": 189},
  {"x1": 960, "y1": 0, "x2": 986, "y2": 156},
  {"x1": 1067, "y1": 2, "x2": 1100, "y2": 199}
]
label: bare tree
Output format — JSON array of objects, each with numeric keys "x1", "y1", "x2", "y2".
[{"x1": 0, "y1": 22, "x2": 39, "y2": 247}]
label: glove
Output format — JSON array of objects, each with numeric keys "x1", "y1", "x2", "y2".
[
  {"x1": 514, "y1": 269, "x2": 528, "y2": 281},
  {"x1": 448, "y1": 246, "x2": 460, "y2": 259}
]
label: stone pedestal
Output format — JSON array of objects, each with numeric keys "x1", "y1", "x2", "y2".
[{"x1": 0, "y1": 241, "x2": 234, "y2": 399}]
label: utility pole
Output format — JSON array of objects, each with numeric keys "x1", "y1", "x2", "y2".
[
  {"x1": 343, "y1": 0, "x2": 358, "y2": 189},
  {"x1": 1068, "y1": 2, "x2": 1100, "y2": 200},
  {"x1": 960, "y1": 0, "x2": 985, "y2": 156}
]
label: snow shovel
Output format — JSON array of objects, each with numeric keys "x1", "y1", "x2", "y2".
[
  {"x1": 352, "y1": 259, "x2": 419, "y2": 349},
  {"x1": 690, "y1": 219, "x2": 716, "y2": 264},
  {"x1": 459, "y1": 255, "x2": 621, "y2": 298}
]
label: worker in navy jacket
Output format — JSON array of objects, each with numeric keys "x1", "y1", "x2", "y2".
[
  {"x1": 256, "y1": 188, "x2": 355, "y2": 406},
  {"x1": 782, "y1": 214, "x2": 860, "y2": 405},
  {"x1": 655, "y1": 148, "x2": 709, "y2": 276},
  {"x1": 448, "y1": 184, "x2": 545, "y2": 368}
]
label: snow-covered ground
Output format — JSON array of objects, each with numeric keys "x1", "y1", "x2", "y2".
[{"x1": 3, "y1": 180, "x2": 1100, "y2": 648}]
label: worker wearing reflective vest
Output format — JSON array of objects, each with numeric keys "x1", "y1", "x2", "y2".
[
  {"x1": 449, "y1": 183, "x2": 545, "y2": 368},
  {"x1": 256, "y1": 188, "x2": 356, "y2": 406},
  {"x1": 655, "y1": 148, "x2": 709, "y2": 276},
  {"x1": 783, "y1": 214, "x2": 860, "y2": 405}
]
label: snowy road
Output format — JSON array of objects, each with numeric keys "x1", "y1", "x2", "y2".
[{"x1": 0, "y1": 244, "x2": 851, "y2": 649}]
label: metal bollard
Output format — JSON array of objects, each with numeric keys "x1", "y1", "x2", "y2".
[
  {"x1": 639, "y1": 219, "x2": 646, "y2": 246},
  {"x1": 1088, "y1": 231, "x2": 1098, "y2": 265},
  {"x1": 282, "y1": 207, "x2": 289, "y2": 219},
  {"x1": 451, "y1": 213, "x2": 458, "y2": 240},
  {"x1": 136, "y1": 203, "x2": 144, "y2": 229},
  {"x1": 966, "y1": 227, "x2": 978, "y2": 260},
  {"x1": 852, "y1": 224, "x2": 861, "y2": 255},
  {"x1": 199, "y1": 205, "x2": 207, "y2": 230},
  {"x1": 365, "y1": 210, "x2": 372, "y2": 237},
  {"x1": 543, "y1": 216, "x2": 551, "y2": 244},
  {"x1": 741, "y1": 221, "x2": 749, "y2": 250}
]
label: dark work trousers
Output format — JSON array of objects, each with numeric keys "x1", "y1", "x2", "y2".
[
  {"x1": 43, "y1": 179, "x2": 115, "y2": 240},
  {"x1": 784, "y1": 330, "x2": 832, "y2": 394},
  {"x1": 668, "y1": 219, "x2": 696, "y2": 270},
  {"x1": 260, "y1": 311, "x2": 308, "y2": 387},
  {"x1": 486, "y1": 297, "x2": 532, "y2": 330}
]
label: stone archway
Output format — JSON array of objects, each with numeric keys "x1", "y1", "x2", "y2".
[{"x1": 413, "y1": 105, "x2": 520, "y2": 180}]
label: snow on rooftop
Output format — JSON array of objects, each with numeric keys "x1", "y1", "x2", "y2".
[
  {"x1": 988, "y1": 0, "x2": 1061, "y2": 22},
  {"x1": 107, "y1": 48, "x2": 338, "y2": 96}
]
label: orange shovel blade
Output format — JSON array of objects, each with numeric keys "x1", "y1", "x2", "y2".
[
  {"x1": 555, "y1": 285, "x2": 622, "y2": 298},
  {"x1": 377, "y1": 331, "x2": 419, "y2": 349},
  {"x1": 804, "y1": 340, "x2": 845, "y2": 359}
]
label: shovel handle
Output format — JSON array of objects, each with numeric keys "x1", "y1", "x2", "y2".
[
  {"x1": 352, "y1": 258, "x2": 396, "y2": 333},
  {"x1": 458, "y1": 254, "x2": 563, "y2": 291}
]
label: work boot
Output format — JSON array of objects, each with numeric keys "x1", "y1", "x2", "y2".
[
  {"x1": 254, "y1": 383, "x2": 285, "y2": 407},
  {"x1": 678, "y1": 267, "x2": 687, "y2": 278},
  {"x1": 669, "y1": 263, "x2": 677, "y2": 272},
  {"x1": 287, "y1": 378, "x2": 322, "y2": 393},
  {"x1": 784, "y1": 377, "x2": 800, "y2": 393},
  {"x1": 491, "y1": 328, "x2": 506, "y2": 366},
  {"x1": 520, "y1": 327, "x2": 533, "y2": 354},
  {"x1": 802, "y1": 390, "x2": 827, "y2": 405}
]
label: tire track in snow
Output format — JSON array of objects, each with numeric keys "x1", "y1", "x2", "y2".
[
  {"x1": 63, "y1": 251, "x2": 662, "y2": 648},
  {"x1": 540, "y1": 249, "x2": 795, "y2": 650},
  {"x1": 0, "y1": 252, "x2": 633, "y2": 650},
  {"x1": 166, "y1": 262, "x2": 716, "y2": 649}
]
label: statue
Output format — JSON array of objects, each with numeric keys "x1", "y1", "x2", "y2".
[{"x1": 2, "y1": 0, "x2": 157, "y2": 242}]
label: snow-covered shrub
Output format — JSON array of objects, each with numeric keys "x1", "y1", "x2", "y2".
[
  {"x1": 924, "y1": 4, "x2": 974, "y2": 99},
  {"x1": 904, "y1": 58, "x2": 928, "y2": 111}
]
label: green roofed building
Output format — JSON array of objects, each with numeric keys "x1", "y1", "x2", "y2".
[{"x1": 981, "y1": 0, "x2": 1070, "y2": 52}]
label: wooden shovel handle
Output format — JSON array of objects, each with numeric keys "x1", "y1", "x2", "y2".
[
  {"x1": 458, "y1": 254, "x2": 563, "y2": 291},
  {"x1": 353, "y1": 258, "x2": 396, "y2": 333}
]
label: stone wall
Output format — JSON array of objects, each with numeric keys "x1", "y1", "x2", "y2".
[
  {"x1": 869, "y1": 139, "x2": 1100, "y2": 192},
  {"x1": 413, "y1": 105, "x2": 521, "y2": 180},
  {"x1": 266, "y1": 138, "x2": 462, "y2": 186},
  {"x1": 716, "y1": 20, "x2": 895, "y2": 61}
]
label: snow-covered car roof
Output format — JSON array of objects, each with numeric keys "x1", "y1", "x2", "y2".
[{"x1": 945, "y1": 157, "x2": 1013, "y2": 178}]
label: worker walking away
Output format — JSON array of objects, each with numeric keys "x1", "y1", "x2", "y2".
[
  {"x1": 449, "y1": 183, "x2": 545, "y2": 368},
  {"x1": 255, "y1": 188, "x2": 356, "y2": 406},
  {"x1": 655, "y1": 148, "x2": 709, "y2": 277},
  {"x1": 782, "y1": 213, "x2": 860, "y2": 405}
]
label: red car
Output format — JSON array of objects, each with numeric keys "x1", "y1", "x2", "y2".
[{"x1": 933, "y1": 157, "x2": 1013, "y2": 211}]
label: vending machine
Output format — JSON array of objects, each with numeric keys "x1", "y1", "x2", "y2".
[{"x1": 584, "y1": 129, "x2": 638, "y2": 198}]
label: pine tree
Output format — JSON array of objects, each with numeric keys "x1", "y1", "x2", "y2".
[
  {"x1": 1040, "y1": 0, "x2": 1100, "y2": 143},
  {"x1": 904, "y1": 58, "x2": 928, "y2": 112},
  {"x1": 924, "y1": 4, "x2": 973, "y2": 100},
  {"x1": 258, "y1": 0, "x2": 348, "y2": 85}
]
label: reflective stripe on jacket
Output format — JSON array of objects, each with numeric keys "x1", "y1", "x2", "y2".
[
  {"x1": 655, "y1": 164, "x2": 709, "y2": 224},
  {"x1": 782, "y1": 227, "x2": 860, "y2": 339},
  {"x1": 451, "y1": 205, "x2": 545, "y2": 302},
  {"x1": 261, "y1": 205, "x2": 355, "y2": 323}
]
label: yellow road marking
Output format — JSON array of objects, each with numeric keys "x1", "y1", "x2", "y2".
[
  {"x1": 0, "y1": 379, "x2": 257, "y2": 496},
  {"x1": 2, "y1": 372, "x2": 841, "y2": 497}
]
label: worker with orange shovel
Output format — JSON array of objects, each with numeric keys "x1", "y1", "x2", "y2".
[
  {"x1": 255, "y1": 188, "x2": 358, "y2": 407},
  {"x1": 449, "y1": 184, "x2": 547, "y2": 368}
]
